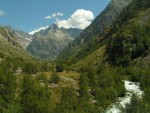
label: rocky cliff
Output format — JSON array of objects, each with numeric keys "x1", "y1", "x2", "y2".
[{"x1": 27, "y1": 24, "x2": 82, "y2": 60}]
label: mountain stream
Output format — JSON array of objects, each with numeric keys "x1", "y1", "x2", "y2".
[{"x1": 106, "y1": 80, "x2": 143, "y2": 113}]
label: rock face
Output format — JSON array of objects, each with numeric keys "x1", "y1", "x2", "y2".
[
  {"x1": 0, "y1": 26, "x2": 22, "y2": 49},
  {"x1": 75, "y1": 0, "x2": 132, "y2": 45},
  {"x1": 0, "y1": 26, "x2": 30, "y2": 58},
  {"x1": 27, "y1": 24, "x2": 82, "y2": 60},
  {"x1": 0, "y1": 25, "x2": 38, "y2": 61},
  {"x1": 5, "y1": 26, "x2": 33, "y2": 49},
  {"x1": 57, "y1": 0, "x2": 132, "y2": 61}
]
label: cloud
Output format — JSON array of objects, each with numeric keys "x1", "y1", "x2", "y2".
[
  {"x1": 45, "y1": 12, "x2": 63, "y2": 20},
  {"x1": 52, "y1": 12, "x2": 63, "y2": 18},
  {"x1": 57, "y1": 9, "x2": 94, "y2": 29},
  {"x1": 30, "y1": 10, "x2": 94, "y2": 35},
  {"x1": 45, "y1": 16, "x2": 51, "y2": 19},
  {"x1": 0, "y1": 10, "x2": 5, "y2": 16},
  {"x1": 29, "y1": 26, "x2": 49, "y2": 35}
]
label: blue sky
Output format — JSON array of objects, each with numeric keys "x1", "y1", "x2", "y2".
[{"x1": 0, "y1": 0, "x2": 111, "y2": 33}]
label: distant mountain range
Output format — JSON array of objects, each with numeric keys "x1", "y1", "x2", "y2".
[{"x1": 26, "y1": 24, "x2": 82, "y2": 60}]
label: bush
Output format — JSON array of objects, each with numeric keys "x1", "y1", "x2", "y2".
[
  {"x1": 50, "y1": 72, "x2": 60, "y2": 84},
  {"x1": 56, "y1": 64, "x2": 64, "y2": 72}
]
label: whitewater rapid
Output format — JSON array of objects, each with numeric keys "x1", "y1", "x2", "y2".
[{"x1": 106, "y1": 80, "x2": 143, "y2": 113}]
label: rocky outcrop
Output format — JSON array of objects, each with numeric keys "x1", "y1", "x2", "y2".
[
  {"x1": 27, "y1": 24, "x2": 82, "y2": 60},
  {"x1": 5, "y1": 26, "x2": 33, "y2": 49},
  {"x1": 0, "y1": 26, "x2": 22, "y2": 48}
]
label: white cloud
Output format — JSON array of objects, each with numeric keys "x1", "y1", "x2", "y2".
[
  {"x1": 29, "y1": 26, "x2": 49, "y2": 35},
  {"x1": 0, "y1": 10, "x2": 5, "y2": 16},
  {"x1": 30, "y1": 9, "x2": 94, "y2": 35},
  {"x1": 57, "y1": 9, "x2": 94, "y2": 29},
  {"x1": 45, "y1": 16, "x2": 52, "y2": 19},
  {"x1": 52, "y1": 12, "x2": 63, "y2": 18},
  {"x1": 45, "y1": 12, "x2": 63, "y2": 20}
]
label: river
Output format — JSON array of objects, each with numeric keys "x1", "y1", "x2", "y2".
[{"x1": 106, "y1": 80, "x2": 143, "y2": 113}]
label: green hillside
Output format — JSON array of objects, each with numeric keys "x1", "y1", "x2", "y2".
[
  {"x1": 55, "y1": 0, "x2": 150, "y2": 112},
  {"x1": 57, "y1": 0, "x2": 132, "y2": 64},
  {"x1": 57, "y1": 0, "x2": 150, "y2": 70},
  {"x1": 106, "y1": 0, "x2": 150, "y2": 66}
]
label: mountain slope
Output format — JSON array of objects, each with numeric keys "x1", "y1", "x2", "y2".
[
  {"x1": 0, "y1": 25, "x2": 53, "y2": 74},
  {"x1": 0, "y1": 26, "x2": 35, "y2": 60},
  {"x1": 57, "y1": 0, "x2": 132, "y2": 63},
  {"x1": 57, "y1": 0, "x2": 150, "y2": 70},
  {"x1": 0, "y1": 26, "x2": 23, "y2": 53},
  {"x1": 27, "y1": 24, "x2": 82, "y2": 60},
  {"x1": 5, "y1": 26, "x2": 32, "y2": 49},
  {"x1": 106, "y1": 0, "x2": 150, "y2": 66}
]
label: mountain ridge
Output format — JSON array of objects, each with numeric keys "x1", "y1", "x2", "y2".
[
  {"x1": 57, "y1": 0, "x2": 132, "y2": 64},
  {"x1": 4, "y1": 26, "x2": 33, "y2": 49},
  {"x1": 64, "y1": 0, "x2": 150, "y2": 69},
  {"x1": 27, "y1": 24, "x2": 82, "y2": 60}
]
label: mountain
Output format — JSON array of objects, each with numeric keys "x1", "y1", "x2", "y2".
[
  {"x1": 0, "y1": 25, "x2": 53, "y2": 73},
  {"x1": 57, "y1": 0, "x2": 150, "y2": 70},
  {"x1": 56, "y1": 0, "x2": 150, "y2": 112},
  {"x1": 68, "y1": 0, "x2": 150, "y2": 68},
  {"x1": 5, "y1": 26, "x2": 33, "y2": 49},
  {"x1": 27, "y1": 24, "x2": 82, "y2": 60},
  {"x1": 106, "y1": 0, "x2": 150, "y2": 66},
  {"x1": 0, "y1": 26, "x2": 35, "y2": 60},
  {"x1": 0, "y1": 26, "x2": 23, "y2": 53},
  {"x1": 57, "y1": 0, "x2": 132, "y2": 63}
]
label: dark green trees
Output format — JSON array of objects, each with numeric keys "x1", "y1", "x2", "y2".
[
  {"x1": 20, "y1": 75, "x2": 51, "y2": 113},
  {"x1": 56, "y1": 64, "x2": 64, "y2": 72},
  {"x1": 79, "y1": 73, "x2": 89, "y2": 99},
  {"x1": 106, "y1": 0, "x2": 150, "y2": 66},
  {"x1": 125, "y1": 94, "x2": 150, "y2": 113},
  {"x1": 50, "y1": 72, "x2": 60, "y2": 84},
  {"x1": 124, "y1": 69, "x2": 150, "y2": 113},
  {"x1": 78, "y1": 66, "x2": 126, "y2": 112},
  {"x1": 24, "y1": 62, "x2": 37, "y2": 74},
  {"x1": 53, "y1": 88, "x2": 78, "y2": 113},
  {"x1": 0, "y1": 68, "x2": 18, "y2": 113}
]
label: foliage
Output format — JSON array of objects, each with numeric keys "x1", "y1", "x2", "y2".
[
  {"x1": 0, "y1": 51, "x2": 53, "y2": 113},
  {"x1": 78, "y1": 66, "x2": 126, "y2": 111},
  {"x1": 125, "y1": 94, "x2": 150, "y2": 113},
  {"x1": 20, "y1": 75, "x2": 51, "y2": 113},
  {"x1": 56, "y1": 63, "x2": 64, "y2": 72},
  {"x1": 50, "y1": 72, "x2": 60, "y2": 84},
  {"x1": 106, "y1": 0, "x2": 150, "y2": 66},
  {"x1": 0, "y1": 68, "x2": 17, "y2": 112},
  {"x1": 52, "y1": 88, "x2": 78, "y2": 113},
  {"x1": 124, "y1": 68, "x2": 150, "y2": 113}
]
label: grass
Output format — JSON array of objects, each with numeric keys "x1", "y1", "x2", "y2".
[
  {"x1": 37, "y1": 71, "x2": 80, "y2": 108},
  {"x1": 58, "y1": 71, "x2": 79, "y2": 79},
  {"x1": 44, "y1": 71, "x2": 79, "y2": 79},
  {"x1": 71, "y1": 45, "x2": 106, "y2": 70},
  {"x1": 38, "y1": 71, "x2": 80, "y2": 90}
]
